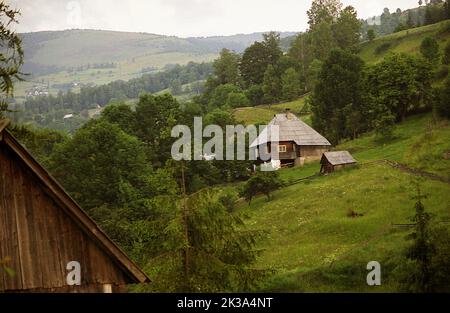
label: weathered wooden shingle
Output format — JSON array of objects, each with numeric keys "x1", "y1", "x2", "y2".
[
  {"x1": 322, "y1": 151, "x2": 357, "y2": 166},
  {"x1": 250, "y1": 113, "x2": 331, "y2": 147}
]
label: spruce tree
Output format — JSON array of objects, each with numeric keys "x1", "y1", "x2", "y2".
[
  {"x1": 404, "y1": 186, "x2": 435, "y2": 293},
  {"x1": 144, "y1": 164, "x2": 268, "y2": 292}
]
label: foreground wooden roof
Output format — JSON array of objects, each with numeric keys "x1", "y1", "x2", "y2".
[
  {"x1": 250, "y1": 113, "x2": 332, "y2": 148},
  {"x1": 0, "y1": 119, "x2": 150, "y2": 286}
]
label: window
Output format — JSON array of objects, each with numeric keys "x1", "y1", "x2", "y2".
[{"x1": 278, "y1": 145, "x2": 287, "y2": 153}]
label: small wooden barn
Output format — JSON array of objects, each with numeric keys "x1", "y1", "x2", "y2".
[
  {"x1": 0, "y1": 119, "x2": 150, "y2": 293},
  {"x1": 320, "y1": 151, "x2": 357, "y2": 174},
  {"x1": 250, "y1": 110, "x2": 331, "y2": 167}
]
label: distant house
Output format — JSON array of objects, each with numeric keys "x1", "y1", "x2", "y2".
[
  {"x1": 0, "y1": 119, "x2": 150, "y2": 292},
  {"x1": 63, "y1": 114, "x2": 74, "y2": 120},
  {"x1": 320, "y1": 151, "x2": 357, "y2": 174},
  {"x1": 250, "y1": 110, "x2": 332, "y2": 168}
]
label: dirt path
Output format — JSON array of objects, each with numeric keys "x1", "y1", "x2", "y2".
[{"x1": 365, "y1": 159, "x2": 450, "y2": 185}]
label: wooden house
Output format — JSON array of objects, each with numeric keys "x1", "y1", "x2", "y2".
[
  {"x1": 250, "y1": 110, "x2": 331, "y2": 167},
  {"x1": 320, "y1": 151, "x2": 357, "y2": 174},
  {"x1": 0, "y1": 119, "x2": 150, "y2": 293}
]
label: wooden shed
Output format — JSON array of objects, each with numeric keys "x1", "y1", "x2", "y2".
[
  {"x1": 320, "y1": 151, "x2": 357, "y2": 174},
  {"x1": 0, "y1": 119, "x2": 150, "y2": 293}
]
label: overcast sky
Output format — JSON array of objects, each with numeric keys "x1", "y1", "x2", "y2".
[{"x1": 9, "y1": 0, "x2": 418, "y2": 37}]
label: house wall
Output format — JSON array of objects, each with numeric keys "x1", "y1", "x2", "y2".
[
  {"x1": 321, "y1": 162, "x2": 357, "y2": 173},
  {"x1": 0, "y1": 143, "x2": 129, "y2": 293},
  {"x1": 300, "y1": 146, "x2": 329, "y2": 162},
  {"x1": 265, "y1": 142, "x2": 297, "y2": 161}
]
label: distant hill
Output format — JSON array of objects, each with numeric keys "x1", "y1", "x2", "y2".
[
  {"x1": 16, "y1": 29, "x2": 295, "y2": 99},
  {"x1": 20, "y1": 29, "x2": 296, "y2": 75}
]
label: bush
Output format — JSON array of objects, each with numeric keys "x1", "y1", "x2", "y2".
[
  {"x1": 347, "y1": 209, "x2": 364, "y2": 218},
  {"x1": 240, "y1": 171, "x2": 284, "y2": 204},
  {"x1": 420, "y1": 37, "x2": 440, "y2": 65},
  {"x1": 435, "y1": 76, "x2": 450, "y2": 119},
  {"x1": 442, "y1": 41, "x2": 450, "y2": 65},
  {"x1": 226, "y1": 92, "x2": 250, "y2": 108},
  {"x1": 375, "y1": 42, "x2": 392, "y2": 55},
  {"x1": 434, "y1": 65, "x2": 449, "y2": 81},
  {"x1": 219, "y1": 189, "x2": 239, "y2": 212}
]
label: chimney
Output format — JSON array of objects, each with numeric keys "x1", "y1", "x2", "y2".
[{"x1": 285, "y1": 108, "x2": 293, "y2": 120}]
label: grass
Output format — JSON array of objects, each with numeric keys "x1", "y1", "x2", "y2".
[
  {"x1": 359, "y1": 20, "x2": 450, "y2": 64},
  {"x1": 234, "y1": 96, "x2": 308, "y2": 126},
  {"x1": 235, "y1": 113, "x2": 450, "y2": 292},
  {"x1": 337, "y1": 114, "x2": 450, "y2": 179}
]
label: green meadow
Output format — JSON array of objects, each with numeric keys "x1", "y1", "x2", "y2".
[{"x1": 235, "y1": 113, "x2": 450, "y2": 292}]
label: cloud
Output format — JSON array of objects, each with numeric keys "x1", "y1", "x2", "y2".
[{"x1": 8, "y1": 0, "x2": 419, "y2": 37}]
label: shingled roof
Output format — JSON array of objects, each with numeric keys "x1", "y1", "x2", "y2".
[
  {"x1": 322, "y1": 151, "x2": 357, "y2": 166},
  {"x1": 250, "y1": 113, "x2": 331, "y2": 148}
]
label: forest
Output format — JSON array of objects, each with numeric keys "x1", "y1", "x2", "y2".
[{"x1": 1, "y1": 0, "x2": 450, "y2": 293}]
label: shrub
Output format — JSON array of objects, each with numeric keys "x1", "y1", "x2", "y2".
[
  {"x1": 375, "y1": 42, "x2": 392, "y2": 55},
  {"x1": 240, "y1": 171, "x2": 284, "y2": 204},
  {"x1": 219, "y1": 189, "x2": 239, "y2": 212},
  {"x1": 434, "y1": 65, "x2": 449, "y2": 81}
]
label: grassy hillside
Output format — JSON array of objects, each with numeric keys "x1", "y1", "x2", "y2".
[
  {"x1": 234, "y1": 96, "x2": 309, "y2": 126},
  {"x1": 359, "y1": 20, "x2": 450, "y2": 64},
  {"x1": 235, "y1": 113, "x2": 450, "y2": 292}
]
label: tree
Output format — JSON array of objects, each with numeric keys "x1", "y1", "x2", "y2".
[
  {"x1": 0, "y1": 2, "x2": 24, "y2": 116},
  {"x1": 240, "y1": 42, "x2": 270, "y2": 86},
  {"x1": 307, "y1": 0, "x2": 343, "y2": 30},
  {"x1": 420, "y1": 37, "x2": 440, "y2": 65},
  {"x1": 281, "y1": 68, "x2": 302, "y2": 101},
  {"x1": 241, "y1": 171, "x2": 284, "y2": 204},
  {"x1": 365, "y1": 53, "x2": 433, "y2": 122},
  {"x1": 101, "y1": 102, "x2": 136, "y2": 135},
  {"x1": 372, "y1": 103, "x2": 396, "y2": 141},
  {"x1": 311, "y1": 49, "x2": 366, "y2": 143},
  {"x1": 240, "y1": 32, "x2": 282, "y2": 86},
  {"x1": 213, "y1": 49, "x2": 242, "y2": 86},
  {"x1": 406, "y1": 10, "x2": 416, "y2": 28},
  {"x1": 424, "y1": 2, "x2": 447, "y2": 25},
  {"x1": 225, "y1": 92, "x2": 250, "y2": 108},
  {"x1": 145, "y1": 187, "x2": 267, "y2": 292},
  {"x1": 245, "y1": 85, "x2": 265, "y2": 106},
  {"x1": 49, "y1": 120, "x2": 154, "y2": 211},
  {"x1": 262, "y1": 64, "x2": 281, "y2": 104},
  {"x1": 367, "y1": 29, "x2": 376, "y2": 41},
  {"x1": 333, "y1": 6, "x2": 362, "y2": 52},
  {"x1": 441, "y1": 41, "x2": 450, "y2": 65},
  {"x1": 9, "y1": 124, "x2": 67, "y2": 167},
  {"x1": 288, "y1": 32, "x2": 314, "y2": 92},
  {"x1": 311, "y1": 21, "x2": 337, "y2": 61},
  {"x1": 403, "y1": 187, "x2": 435, "y2": 293},
  {"x1": 435, "y1": 76, "x2": 450, "y2": 119},
  {"x1": 262, "y1": 32, "x2": 283, "y2": 67},
  {"x1": 134, "y1": 93, "x2": 182, "y2": 166},
  {"x1": 380, "y1": 8, "x2": 399, "y2": 34},
  {"x1": 169, "y1": 79, "x2": 183, "y2": 95},
  {"x1": 208, "y1": 83, "x2": 241, "y2": 108}
]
